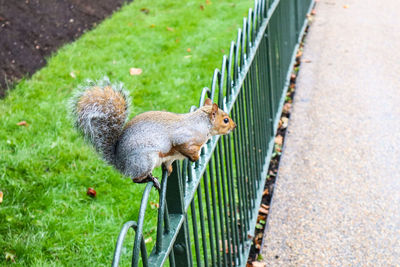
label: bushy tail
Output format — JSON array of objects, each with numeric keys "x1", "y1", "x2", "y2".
[{"x1": 70, "y1": 77, "x2": 130, "y2": 164}]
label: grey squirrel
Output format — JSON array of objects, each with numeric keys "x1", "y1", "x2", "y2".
[{"x1": 71, "y1": 78, "x2": 236, "y2": 190}]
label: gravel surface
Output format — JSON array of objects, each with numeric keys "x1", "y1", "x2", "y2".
[{"x1": 262, "y1": 0, "x2": 400, "y2": 265}]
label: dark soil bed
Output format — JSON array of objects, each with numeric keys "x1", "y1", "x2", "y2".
[{"x1": 0, "y1": 0, "x2": 132, "y2": 98}]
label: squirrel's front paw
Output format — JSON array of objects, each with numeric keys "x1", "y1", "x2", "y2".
[{"x1": 188, "y1": 154, "x2": 200, "y2": 162}]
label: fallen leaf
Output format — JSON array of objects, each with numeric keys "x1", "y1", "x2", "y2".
[
  {"x1": 200, "y1": 5, "x2": 204, "y2": 10},
  {"x1": 186, "y1": 48, "x2": 191, "y2": 53},
  {"x1": 145, "y1": 237, "x2": 152, "y2": 244},
  {"x1": 296, "y1": 50, "x2": 303, "y2": 58},
  {"x1": 87, "y1": 187, "x2": 96, "y2": 198},
  {"x1": 311, "y1": 9, "x2": 317, "y2": 15},
  {"x1": 302, "y1": 59, "x2": 312, "y2": 63},
  {"x1": 0, "y1": 191, "x2": 3, "y2": 203},
  {"x1": 129, "y1": 68, "x2": 143, "y2": 76},
  {"x1": 259, "y1": 207, "x2": 269, "y2": 214},
  {"x1": 343, "y1": 5, "x2": 349, "y2": 8},
  {"x1": 261, "y1": 204, "x2": 269, "y2": 210},
  {"x1": 5, "y1": 252, "x2": 16, "y2": 262},
  {"x1": 17, "y1": 121, "x2": 28, "y2": 126},
  {"x1": 257, "y1": 214, "x2": 266, "y2": 221},
  {"x1": 275, "y1": 135, "x2": 283, "y2": 146},
  {"x1": 290, "y1": 74, "x2": 296, "y2": 81},
  {"x1": 262, "y1": 188, "x2": 269, "y2": 196},
  {"x1": 256, "y1": 232, "x2": 264, "y2": 239},
  {"x1": 140, "y1": 8, "x2": 150, "y2": 14},
  {"x1": 281, "y1": 117, "x2": 289, "y2": 129},
  {"x1": 283, "y1": 103, "x2": 291, "y2": 114},
  {"x1": 150, "y1": 201, "x2": 159, "y2": 209},
  {"x1": 252, "y1": 261, "x2": 266, "y2": 267},
  {"x1": 166, "y1": 27, "x2": 174, "y2": 32},
  {"x1": 150, "y1": 24, "x2": 155, "y2": 28}
]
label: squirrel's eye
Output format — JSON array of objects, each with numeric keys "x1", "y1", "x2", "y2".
[{"x1": 223, "y1": 118, "x2": 229, "y2": 124}]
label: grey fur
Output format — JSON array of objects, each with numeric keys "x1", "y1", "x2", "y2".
[
  {"x1": 115, "y1": 110, "x2": 212, "y2": 180},
  {"x1": 70, "y1": 77, "x2": 130, "y2": 164},
  {"x1": 71, "y1": 79, "x2": 231, "y2": 184}
]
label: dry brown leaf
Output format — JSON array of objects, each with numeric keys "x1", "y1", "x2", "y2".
[
  {"x1": 257, "y1": 214, "x2": 266, "y2": 221},
  {"x1": 311, "y1": 9, "x2": 317, "y2": 15},
  {"x1": 129, "y1": 68, "x2": 143, "y2": 76},
  {"x1": 218, "y1": 240, "x2": 238, "y2": 253},
  {"x1": 275, "y1": 135, "x2": 283, "y2": 146},
  {"x1": 140, "y1": 8, "x2": 150, "y2": 14},
  {"x1": 261, "y1": 204, "x2": 269, "y2": 210},
  {"x1": 87, "y1": 187, "x2": 96, "y2": 198},
  {"x1": 0, "y1": 191, "x2": 3, "y2": 204},
  {"x1": 281, "y1": 117, "x2": 289, "y2": 129},
  {"x1": 252, "y1": 261, "x2": 266, "y2": 267},
  {"x1": 259, "y1": 207, "x2": 268, "y2": 215},
  {"x1": 150, "y1": 201, "x2": 159, "y2": 209},
  {"x1": 17, "y1": 121, "x2": 28, "y2": 126},
  {"x1": 262, "y1": 188, "x2": 269, "y2": 196},
  {"x1": 283, "y1": 103, "x2": 291, "y2": 114},
  {"x1": 200, "y1": 5, "x2": 204, "y2": 10}
]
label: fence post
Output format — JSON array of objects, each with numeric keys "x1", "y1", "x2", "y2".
[{"x1": 166, "y1": 161, "x2": 191, "y2": 266}]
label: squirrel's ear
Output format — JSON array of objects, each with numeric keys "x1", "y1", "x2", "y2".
[
  {"x1": 204, "y1": 98, "x2": 213, "y2": 106},
  {"x1": 210, "y1": 103, "x2": 218, "y2": 121}
]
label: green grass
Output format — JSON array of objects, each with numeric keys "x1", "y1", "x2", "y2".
[{"x1": 0, "y1": 0, "x2": 253, "y2": 265}]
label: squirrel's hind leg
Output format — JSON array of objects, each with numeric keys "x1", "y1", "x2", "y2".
[
  {"x1": 122, "y1": 152, "x2": 160, "y2": 190},
  {"x1": 133, "y1": 174, "x2": 161, "y2": 191}
]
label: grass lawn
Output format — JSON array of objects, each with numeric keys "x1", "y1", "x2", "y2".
[{"x1": 0, "y1": 0, "x2": 253, "y2": 265}]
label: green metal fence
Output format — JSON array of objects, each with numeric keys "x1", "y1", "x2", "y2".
[{"x1": 112, "y1": 0, "x2": 313, "y2": 266}]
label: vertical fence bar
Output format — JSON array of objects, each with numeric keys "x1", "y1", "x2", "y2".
[{"x1": 167, "y1": 161, "x2": 191, "y2": 266}]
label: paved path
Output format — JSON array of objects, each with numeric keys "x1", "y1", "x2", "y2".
[{"x1": 262, "y1": 0, "x2": 400, "y2": 265}]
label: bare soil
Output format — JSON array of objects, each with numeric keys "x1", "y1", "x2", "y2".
[{"x1": 0, "y1": 0, "x2": 132, "y2": 97}]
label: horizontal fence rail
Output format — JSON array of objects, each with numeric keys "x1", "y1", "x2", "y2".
[{"x1": 112, "y1": 0, "x2": 314, "y2": 266}]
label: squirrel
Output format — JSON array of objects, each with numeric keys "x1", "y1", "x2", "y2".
[{"x1": 70, "y1": 78, "x2": 236, "y2": 190}]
